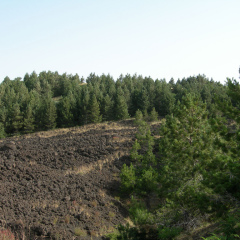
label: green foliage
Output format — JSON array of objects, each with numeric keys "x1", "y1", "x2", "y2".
[
  {"x1": 134, "y1": 109, "x2": 143, "y2": 126},
  {"x1": 137, "y1": 166, "x2": 158, "y2": 194},
  {"x1": 23, "y1": 104, "x2": 35, "y2": 133},
  {"x1": 57, "y1": 91, "x2": 76, "y2": 127},
  {"x1": 130, "y1": 140, "x2": 142, "y2": 162},
  {"x1": 216, "y1": 212, "x2": 240, "y2": 239},
  {"x1": 119, "y1": 88, "x2": 240, "y2": 239},
  {"x1": 158, "y1": 226, "x2": 182, "y2": 240},
  {"x1": 154, "y1": 80, "x2": 175, "y2": 116},
  {"x1": 158, "y1": 94, "x2": 222, "y2": 203},
  {"x1": 0, "y1": 72, "x2": 229, "y2": 139},
  {"x1": 136, "y1": 120, "x2": 154, "y2": 149},
  {"x1": 7, "y1": 102, "x2": 23, "y2": 133},
  {"x1": 88, "y1": 93, "x2": 102, "y2": 123},
  {"x1": 120, "y1": 164, "x2": 136, "y2": 194},
  {"x1": 24, "y1": 71, "x2": 38, "y2": 91},
  {"x1": 74, "y1": 228, "x2": 87, "y2": 237},
  {"x1": 0, "y1": 122, "x2": 5, "y2": 139},
  {"x1": 106, "y1": 224, "x2": 143, "y2": 240},
  {"x1": 114, "y1": 93, "x2": 129, "y2": 120},
  {"x1": 38, "y1": 94, "x2": 57, "y2": 130},
  {"x1": 149, "y1": 107, "x2": 158, "y2": 122},
  {"x1": 102, "y1": 94, "x2": 113, "y2": 121},
  {"x1": 129, "y1": 197, "x2": 155, "y2": 225}
]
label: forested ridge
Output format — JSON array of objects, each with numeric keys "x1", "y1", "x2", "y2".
[
  {"x1": 1, "y1": 71, "x2": 240, "y2": 239},
  {"x1": 0, "y1": 71, "x2": 229, "y2": 138}
]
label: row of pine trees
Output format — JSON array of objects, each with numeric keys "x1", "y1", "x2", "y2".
[{"x1": 0, "y1": 71, "x2": 229, "y2": 137}]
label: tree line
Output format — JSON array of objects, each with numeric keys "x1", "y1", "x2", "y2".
[{"x1": 0, "y1": 71, "x2": 229, "y2": 138}]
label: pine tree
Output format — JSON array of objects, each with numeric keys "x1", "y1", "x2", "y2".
[
  {"x1": 24, "y1": 71, "x2": 38, "y2": 91},
  {"x1": 57, "y1": 91, "x2": 76, "y2": 127},
  {"x1": 213, "y1": 78, "x2": 240, "y2": 199},
  {"x1": 80, "y1": 88, "x2": 90, "y2": 124},
  {"x1": 154, "y1": 80, "x2": 175, "y2": 116},
  {"x1": 39, "y1": 94, "x2": 57, "y2": 130},
  {"x1": 149, "y1": 107, "x2": 158, "y2": 122},
  {"x1": 158, "y1": 94, "x2": 231, "y2": 213},
  {"x1": 0, "y1": 122, "x2": 5, "y2": 139},
  {"x1": 134, "y1": 109, "x2": 143, "y2": 126},
  {"x1": 23, "y1": 103, "x2": 35, "y2": 133},
  {"x1": 114, "y1": 93, "x2": 129, "y2": 120},
  {"x1": 88, "y1": 94, "x2": 102, "y2": 123},
  {"x1": 101, "y1": 94, "x2": 113, "y2": 121},
  {"x1": 7, "y1": 102, "x2": 23, "y2": 133}
]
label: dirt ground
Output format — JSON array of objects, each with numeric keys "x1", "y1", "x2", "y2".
[{"x1": 0, "y1": 120, "x2": 160, "y2": 240}]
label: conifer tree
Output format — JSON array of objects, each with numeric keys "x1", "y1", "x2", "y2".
[
  {"x1": 23, "y1": 103, "x2": 35, "y2": 133},
  {"x1": 38, "y1": 94, "x2": 57, "y2": 130},
  {"x1": 101, "y1": 94, "x2": 113, "y2": 121},
  {"x1": 158, "y1": 94, "x2": 232, "y2": 213},
  {"x1": 114, "y1": 92, "x2": 129, "y2": 120},
  {"x1": 134, "y1": 109, "x2": 143, "y2": 126},
  {"x1": 57, "y1": 91, "x2": 76, "y2": 127},
  {"x1": 121, "y1": 118, "x2": 156, "y2": 195},
  {"x1": 149, "y1": 107, "x2": 158, "y2": 122},
  {"x1": 24, "y1": 71, "x2": 38, "y2": 91},
  {"x1": 154, "y1": 80, "x2": 175, "y2": 116},
  {"x1": 80, "y1": 88, "x2": 90, "y2": 124},
  {"x1": 0, "y1": 105, "x2": 7, "y2": 129},
  {"x1": 0, "y1": 122, "x2": 5, "y2": 139},
  {"x1": 213, "y1": 78, "x2": 240, "y2": 199},
  {"x1": 6, "y1": 102, "x2": 23, "y2": 133},
  {"x1": 88, "y1": 94, "x2": 102, "y2": 123}
]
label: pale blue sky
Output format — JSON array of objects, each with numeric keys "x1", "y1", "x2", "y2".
[{"x1": 0, "y1": 0, "x2": 239, "y2": 83}]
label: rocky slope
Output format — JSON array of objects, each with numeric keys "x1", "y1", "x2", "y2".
[{"x1": 0, "y1": 120, "x2": 160, "y2": 239}]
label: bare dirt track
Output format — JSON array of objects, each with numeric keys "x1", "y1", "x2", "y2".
[{"x1": 0, "y1": 120, "x2": 160, "y2": 240}]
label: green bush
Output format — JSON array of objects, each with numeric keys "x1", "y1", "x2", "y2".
[
  {"x1": 120, "y1": 164, "x2": 136, "y2": 193},
  {"x1": 158, "y1": 226, "x2": 182, "y2": 240},
  {"x1": 129, "y1": 197, "x2": 154, "y2": 225},
  {"x1": 0, "y1": 122, "x2": 5, "y2": 139}
]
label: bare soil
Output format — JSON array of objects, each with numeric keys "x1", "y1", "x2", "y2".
[{"x1": 0, "y1": 120, "x2": 160, "y2": 240}]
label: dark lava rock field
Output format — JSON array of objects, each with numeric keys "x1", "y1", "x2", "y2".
[{"x1": 0, "y1": 120, "x2": 160, "y2": 240}]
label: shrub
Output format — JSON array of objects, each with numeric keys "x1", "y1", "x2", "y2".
[
  {"x1": 148, "y1": 107, "x2": 158, "y2": 122},
  {"x1": 158, "y1": 226, "x2": 182, "y2": 240},
  {"x1": 134, "y1": 109, "x2": 143, "y2": 126},
  {"x1": 74, "y1": 228, "x2": 87, "y2": 237},
  {"x1": 120, "y1": 164, "x2": 136, "y2": 193}
]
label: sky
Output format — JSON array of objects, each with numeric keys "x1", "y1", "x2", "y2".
[{"x1": 0, "y1": 0, "x2": 239, "y2": 83}]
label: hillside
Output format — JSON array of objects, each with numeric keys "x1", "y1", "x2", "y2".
[{"x1": 0, "y1": 120, "x2": 160, "y2": 240}]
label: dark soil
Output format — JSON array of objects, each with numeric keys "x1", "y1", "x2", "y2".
[{"x1": 0, "y1": 120, "x2": 160, "y2": 239}]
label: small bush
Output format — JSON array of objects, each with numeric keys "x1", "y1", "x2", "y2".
[
  {"x1": 149, "y1": 107, "x2": 158, "y2": 122},
  {"x1": 120, "y1": 164, "x2": 136, "y2": 193},
  {"x1": 129, "y1": 197, "x2": 154, "y2": 225},
  {"x1": 134, "y1": 109, "x2": 143, "y2": 126},
  {"x1": 158, "y1": 226, "x2": 182, "y2": 239},
  {"x1": 74, "y1": 227, "x2": 87, "y2": 237},
  {"x1": 109, "y1": 211, "x2": 116, "y2": 219}
]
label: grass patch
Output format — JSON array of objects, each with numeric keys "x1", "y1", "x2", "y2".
[
  {"x1": 109, "y1": 211, "x2": 116, "y2": 219},
  {"x1": 74, "y1": 228, "x2": 87, "y2": 237}
]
